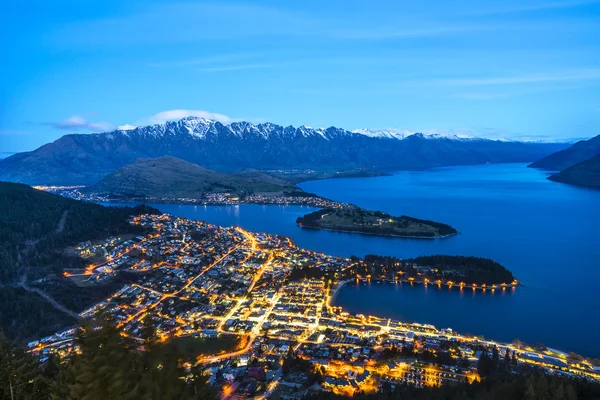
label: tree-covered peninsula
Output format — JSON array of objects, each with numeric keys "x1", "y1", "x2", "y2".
[
  {"x1": 296, "y1": 208, "x2": 457, "y2": 238},
  {"x1": 359, "y1": 254, "x2": 516, "y2": 286},
  {"x1": 289, "y1": 254, "x2": 516, "y2": 287}
]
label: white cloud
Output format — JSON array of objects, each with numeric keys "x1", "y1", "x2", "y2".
[
  {"x1": 408, "y1": 69, "x2": 600, "y2": 88},
  {"x1": 147, "y1": 109, "x2": 235, "y2": 124},
  {"x1": 50, "y1": 2, "x2": 500, "y2": 50},
  {"x1": 117, "y1": 124, "x2": 137, "y2": 131},
  {"x1": 45, "y1": 115, "x2": 114, "y2": 132},
  {"x1": 119, "y1": 109, "x2": 265, "y2": 130}
]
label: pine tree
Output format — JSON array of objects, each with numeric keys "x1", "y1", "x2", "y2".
[
  {"x1": 534, "y1": 374, "x2": 550, "y2": 400},
  {"x1": 552, "y1": 383, "x2": 565, "y2": 400},
  {"x1": 525, "y1": 380, "x2": 537, "y2": 400},
  {"x1": 503, "y1": 348, "x2": 511, "y2": 371},
  {"x1": 491, "y1": 346, "x2": 500, "y2": 371},
  {"x1": 65, "y1": 321, "x2": 143, "y2": 400},
  {"x1": 0, "y1": 331, "x2": 50, "y2": 400},
  {"x1": 63, "y1": 319, "x2": 215, "y2": 400},
  {"x1": 565, "y1": 385, "x2": 577, "y2": 400},
  {"x1": 477, "y1": 351, "x2": 493, "y2": 378}
]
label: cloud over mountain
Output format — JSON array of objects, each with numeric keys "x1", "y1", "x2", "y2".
[{"x1": 44, "y1": 116, "x2": 114, "y2": 132}]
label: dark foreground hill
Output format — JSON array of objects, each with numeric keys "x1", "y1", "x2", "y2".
[
  {"x1": 85, "y1": 156, "x2": 299, "y2": 198},
  {"x1": 529, "y1": 135, "x2": 600, "y2": 171},
  {"x1": 0, "y1": 117, "x2": 568, "y2": 185},
  {"x1": 0, "y1": 181, "x2": 157, "y2": 339},
  {"x1": 548, "y1": 154, "x2": 600, "y2": 189}
]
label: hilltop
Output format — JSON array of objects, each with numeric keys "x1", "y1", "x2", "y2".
[{"x1": 85, "y1": 156, "x2": 300, "y2": 198}]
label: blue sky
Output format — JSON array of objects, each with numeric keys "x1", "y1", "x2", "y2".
[{"x1": 1, "y1": 0, "x2": 599, "y2": 154}]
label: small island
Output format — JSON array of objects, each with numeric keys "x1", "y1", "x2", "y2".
[{"x1": 296, "y1": 207, "x2": 457, "y2": 238}]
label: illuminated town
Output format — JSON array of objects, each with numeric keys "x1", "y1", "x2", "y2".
[
  {"x1": 33, "y1": 185, "x2": 352, "y2": 209},
  {"x1": 29, "y1": 214, "x2": 600, "y2": 398}
]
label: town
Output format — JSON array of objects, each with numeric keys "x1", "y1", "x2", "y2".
[
  {"x1": 29, "y1": 213, "x2": 600, "y2": 398},
  {"x1": 33, "y1": 185, "x2": 352, "y2": 209}
]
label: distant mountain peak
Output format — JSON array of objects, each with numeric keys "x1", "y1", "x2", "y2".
[
  {"x1": 351, "y1": 128, "x2": 479, "y2": 141},
  {"x1": 103, "y1": 117, "x2": 514, "y2": 143},
  {"x1": 351, "y1": 128, "x2": 410, "y2": 140}
]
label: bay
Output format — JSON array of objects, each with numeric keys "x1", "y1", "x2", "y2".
[{"x1": 113, "y1": 163, "x2": 600, "y2": 356}]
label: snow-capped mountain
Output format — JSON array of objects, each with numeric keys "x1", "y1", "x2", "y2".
[
  {"x1": 351, "y1": 128, "x2": 412, "y2": 140},
  {"x1": 0, "y1": 117, "x2": 569, "y2": 185}
]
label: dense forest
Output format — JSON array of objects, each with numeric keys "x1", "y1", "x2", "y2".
[
  {"x1": 0, "y1": 319, "x2": 215, "y2": 399},
  {"x1": 0, "y1": 181, "x2": 157, "y2": 283},
  {"x1": 0, "y1": 286, "x2": 76, "y2": 341},
  {"x1": 0, "y1": 182, "x2": 158, "y2": 341}
]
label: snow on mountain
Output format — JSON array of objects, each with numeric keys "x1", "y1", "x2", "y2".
[
  {"x1": 107, "y1": 116, "x2": 499, "y2": 143},
  {"x1": 93, "y1": 116, "x2": 572, "y2": 145},
  {"x1": 351, "y1": 129, "x2": 412, "y2": 140},
  {"x1": 351, "y1": 128, "x2": 480, "y2": 141},
  {"x1": 0, "y1": 114, "x2": 570, "y2": 185}
]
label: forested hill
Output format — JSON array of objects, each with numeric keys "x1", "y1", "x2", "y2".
[
  {"x1": 407, "y1": 255, "x2": 515, "y2": 285},
  {"x1": 529, "y1": 134, "x2": 600, "y2": 171},
  {"x1": 0, "y1": 181, "x2": 157, "y2": 283},
  {"x1": 548, "y1": 154, "x2": 600, "y2": 189}
]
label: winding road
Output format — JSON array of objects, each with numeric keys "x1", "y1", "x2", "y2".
[{"x1": 18, "y1": 208, "x2": 81, "y2": 321}]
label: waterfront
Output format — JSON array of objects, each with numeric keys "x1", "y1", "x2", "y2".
[
  {"x1": 117, "y1": 163, "x2": 600, "y2": 356},
  {"x1": 36, "y1": 213, "x2": 600, "y2": 394}
]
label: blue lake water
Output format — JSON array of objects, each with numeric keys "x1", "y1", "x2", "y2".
[{"x1": 119, "y1": 163, "x2": 600, "y2": 356}]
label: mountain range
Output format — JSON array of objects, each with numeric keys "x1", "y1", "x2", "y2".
[
  {"x1": 86, "y1": 156, "x2": 299, "y2": 197},
  {"x1": 0, "y1": 117, "x2": 570, "y2": 185}
]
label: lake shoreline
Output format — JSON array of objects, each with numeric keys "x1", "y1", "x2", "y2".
[
  {"x1": 103, "y1": 163, "x2": 600, "y2": 357},
  {"x1": 345, "y1": 278, "x2": 520, "y2": 292}
]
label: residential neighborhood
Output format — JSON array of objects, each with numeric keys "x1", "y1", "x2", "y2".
[{"x1": 29, "y1": 213, "x2": 600, "y2": 398}]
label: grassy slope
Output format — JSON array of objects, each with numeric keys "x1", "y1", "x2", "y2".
[{"x1": 87, "y1": 156, "x2": 299, "y2": 197}]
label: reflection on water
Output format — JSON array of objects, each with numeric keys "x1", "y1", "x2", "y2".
[{"x1": 107, "y1": 163, "x2": 600, "y2": 356}]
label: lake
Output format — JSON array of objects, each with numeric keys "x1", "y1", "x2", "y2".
[{"x1": 125, "y1": 163, "x2": 600, "y2": 356}]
